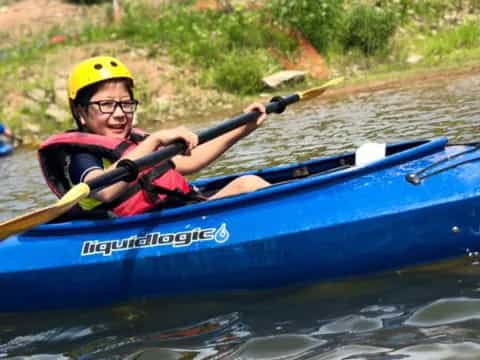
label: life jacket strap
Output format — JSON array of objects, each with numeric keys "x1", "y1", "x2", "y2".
[
  {"x1": 105, "y1": 161, "x2": 172, "y2": 208},
  {"x1": 113, "y1": 142, "x2": 132, "y2": 158},
  {"x1": 106, "y1": 160, "x2": 207, "y2": 210}
]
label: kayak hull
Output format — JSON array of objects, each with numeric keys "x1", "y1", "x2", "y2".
[{"x1": 2, "y1": 137, "x2": 480, "y2": 311}]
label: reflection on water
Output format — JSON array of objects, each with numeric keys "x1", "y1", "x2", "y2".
[{"x1": 2, "y1": 74, "x2": 480, "y2": 358}]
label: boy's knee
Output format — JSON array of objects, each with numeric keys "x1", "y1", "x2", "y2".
[{"x1": 236, "y1": 175, "x2": 268, "y2": 191}]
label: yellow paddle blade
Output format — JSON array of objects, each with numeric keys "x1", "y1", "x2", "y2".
[
  {"x1": 299, "y1": 77, "x2": 344, "y2": 101},
  {"x1": 0, "y1": 183, "x2": 91, "y2": 241}
]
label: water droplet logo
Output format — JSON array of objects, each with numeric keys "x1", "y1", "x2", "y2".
[{"x1": 215, "y1": 223, "x2": 230, "y2": 243}]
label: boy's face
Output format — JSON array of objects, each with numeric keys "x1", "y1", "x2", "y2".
[{"x1": 80, "y1": 80, "x2": 134, "y2": 139}]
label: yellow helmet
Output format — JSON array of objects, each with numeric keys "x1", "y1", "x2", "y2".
[{"x1": 67, "y1": 56, "x2": 134, "y2": 100}]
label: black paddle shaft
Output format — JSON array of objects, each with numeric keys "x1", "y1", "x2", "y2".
[{"x1": 87, "y1": 94, "x2": 300, "y2": 192}]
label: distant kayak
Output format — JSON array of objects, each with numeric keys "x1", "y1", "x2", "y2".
[{"x1": 0, "y1": 141, "x2": 13, "y2": 157}]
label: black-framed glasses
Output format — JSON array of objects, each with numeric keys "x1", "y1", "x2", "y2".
[{"x1": 87, "y1": 99, "x2": 139, "y2": 114}]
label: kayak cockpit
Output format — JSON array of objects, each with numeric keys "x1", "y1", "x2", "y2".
[{"x1": 193, "y1": 138, "x2": 443, "y2": 194}]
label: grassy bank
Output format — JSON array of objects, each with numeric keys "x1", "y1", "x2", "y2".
[{"x1": 2, "y1": 0, "x2": 480, "y2": 142}]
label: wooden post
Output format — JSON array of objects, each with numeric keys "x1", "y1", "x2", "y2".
[{"x1": 113, "y1": 0, "x2": 123, "y2": 23}]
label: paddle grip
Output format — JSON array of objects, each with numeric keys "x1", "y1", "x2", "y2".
[
  {"x1": 267, "y1": 94, "x2": 300, "y2": 114},
  {"x1": 116, "y1": 159, "x2": 140, "y2": 182}
]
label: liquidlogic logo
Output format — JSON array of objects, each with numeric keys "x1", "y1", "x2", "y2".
[{"x1": 81, "y1": 223, "x2": 230, "y2": 257}]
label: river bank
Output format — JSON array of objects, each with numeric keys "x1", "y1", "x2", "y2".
[{"x1": 2, "y1": 0, "x2": 480, "y2": 145}]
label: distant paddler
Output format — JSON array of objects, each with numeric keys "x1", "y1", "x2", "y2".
[
  {"x1": 0, "y1": 122, "x2": 22, "y2": 144},
  {"x1": 0, "y1": 123, "x2": 13, "y2": 141}
]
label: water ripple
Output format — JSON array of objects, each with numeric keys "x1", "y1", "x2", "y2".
[
  {"x1": 391, "y1": 341, "x2": 480, "y2": 359},
  {"x1": 226, "y1": 334, "x2": 325, "y2": 360},
  {"x1": 405, "y1": 297, "x2": 480, "y2": 327}
]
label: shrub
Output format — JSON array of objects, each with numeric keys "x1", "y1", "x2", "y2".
[
  {"x1": 342, "y1": 4, "x2": 397, "y2": 56},
  {"x1": 114, "y1": 3, "x2": 290, "y2": 94},
  {"x1": 425, "y1": 20, "x2": 480, "y2": 59},
  {"x1": 266, "y1": 0, "x2": 344, "y2": 53},
  {"x1": 211, "y1": 50, "x2": 268, "y2": 95},
  {"x1": 118, "y1": 4, "x2": 294, "y2": 66}
]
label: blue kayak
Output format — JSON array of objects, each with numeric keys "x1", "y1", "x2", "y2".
[
  {"x1": 0, "y1": 141, "x2": 12, "y2": 157},
  {"x1": 1, "y1": 137, "x2": 480, "y2": 312}
]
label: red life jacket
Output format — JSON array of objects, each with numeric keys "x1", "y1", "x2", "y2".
[{"x1": 38, "y1": 129, "x2": 192, "y2": 217}]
